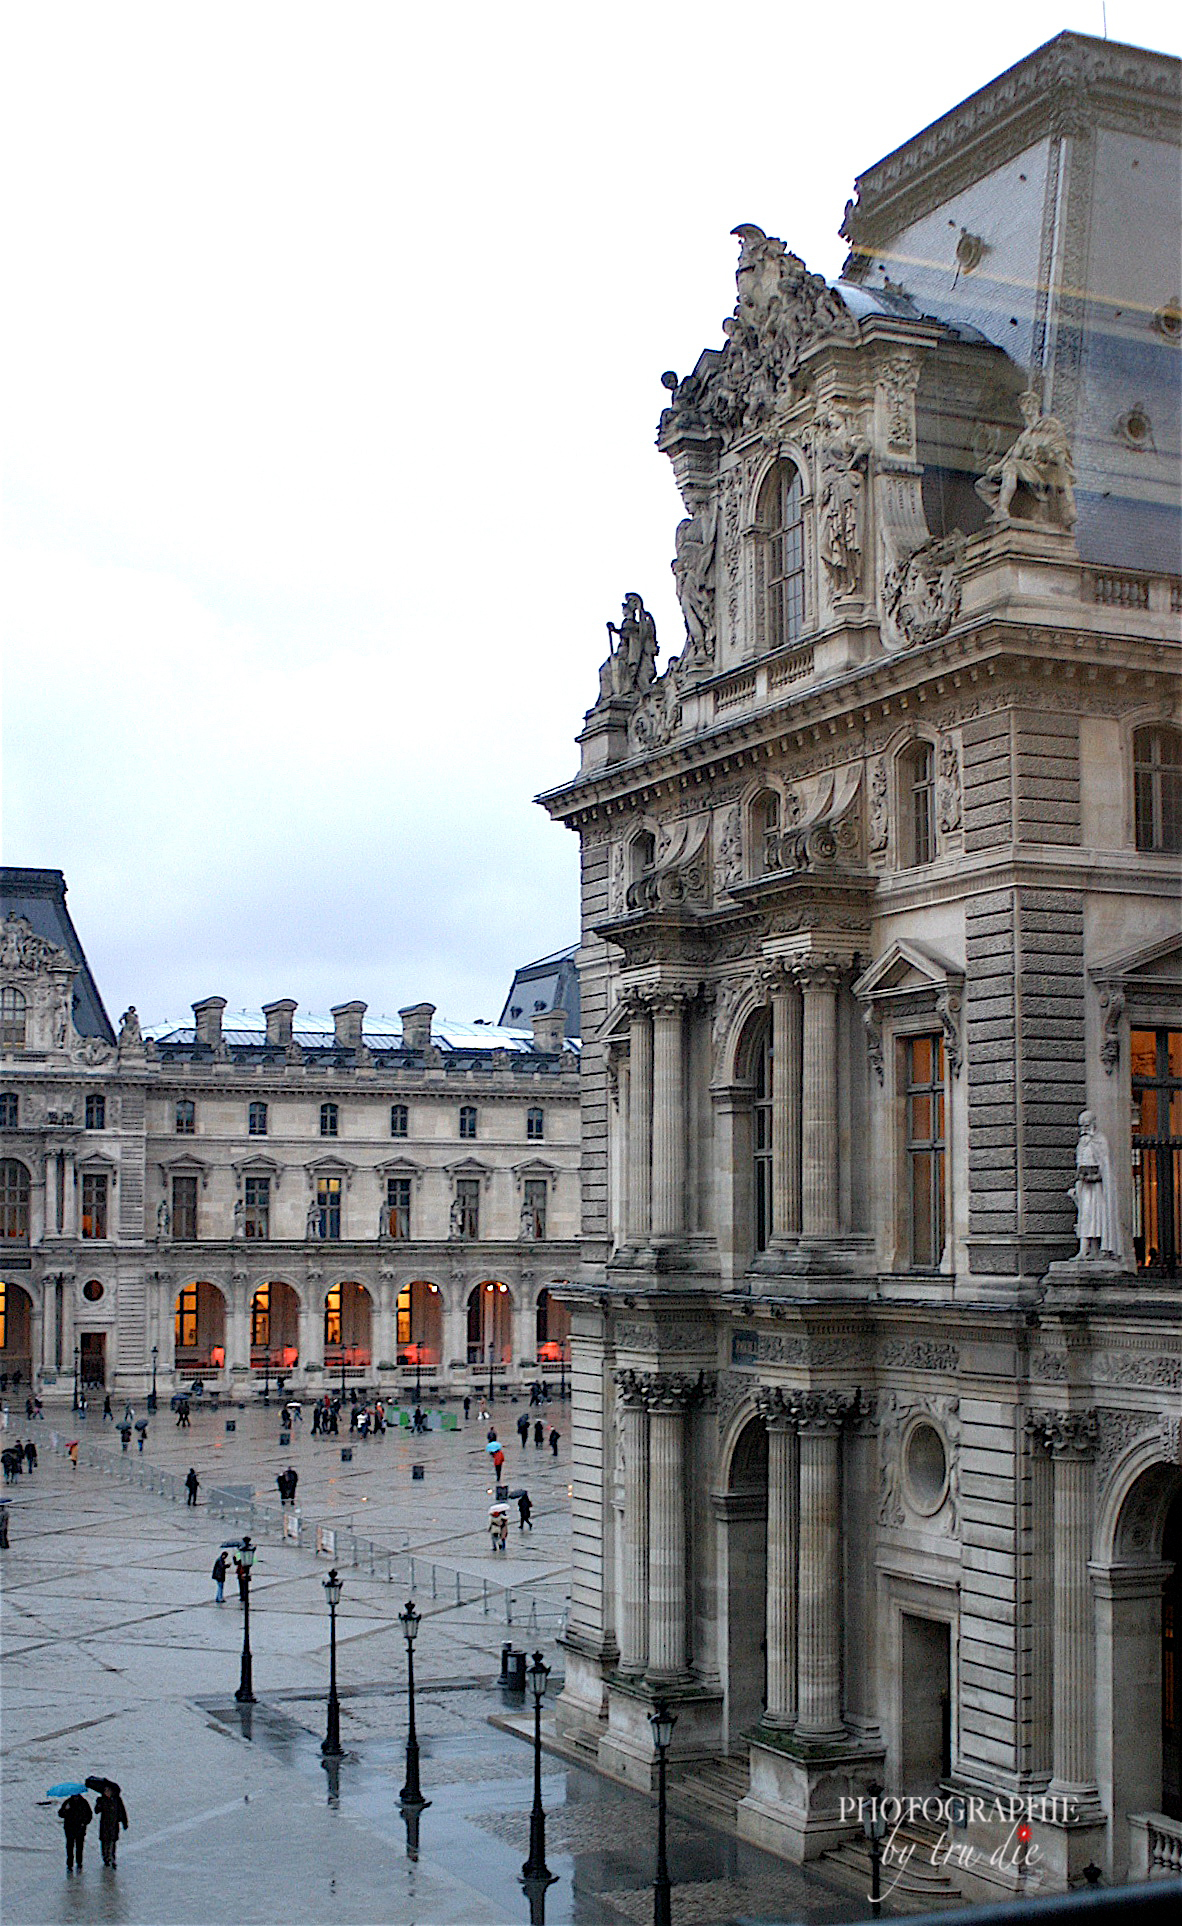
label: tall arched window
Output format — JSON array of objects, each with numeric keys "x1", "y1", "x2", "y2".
[
  {"x1": 756, "y1": 461, "x2": 806, "y2": 651},
  {"x1": 1, "y1": 988, "x2": 27, "y2": 1050},
  {"x1": 1134, "y1": 724, "x2": 1182, "y2": 852},
  {"x1": 753, "y1": 1027, "x2": 773, "y2": 1252},
  {"x1": 0, "y1": 1159, "x2": 30, "y2": 1241},
  {"x1": 899, "y1": 741, "x2": 936, "y2": 867}
]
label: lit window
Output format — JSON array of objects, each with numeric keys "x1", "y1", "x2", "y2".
[
  {"x1": 459, "y1": 1105, "x2": 477, "y2": 1140},
  {"x1": 900, "y1": 742, "x2": 936, "y2": 867},
  {"x1": 251, "y1": 1285, "x2": 270, "y2": 1348},
  {"x1": 175, "y1": 1100, "x2": 195, "y2": 1135},
  {"x1": 0, "y1": 988, "x2": 27, "y2": 1050},
  {"x1": 320, "y1": 1102, "x2": 339, "y2": 1138},
  {"x1": 906, "y1": 1034, "x2": 946, "y2": 1268},
  {"x1": 390, "y1": 1102, "x2": 409, "y2": 1138},
  {"x1": 324, "y1": 1284, "x2": 342, "y2": 1348},
  {"x1": 248, "y1": 1102, "x2": 268, "y2": 1136},
  {"x1": 175, "y1": 1284, "x2": 198, "y2": 1349},
  {"x1": 753, "y1": 1025, "x2": 772, "y2": 1252},
  {"x1": 172, "y1": 1175, "x2": 198, "y2": 1242},
  {"x1": 244, "y1": 1176, "x2": 270, "y2": 1240},
  {"x1": 386, "y1": 1176, "x2": 411, "y2": 1239},
  {"x1": 455, "y1": 1177, "x2": 480, "y2": 1238},
  {"x1": 1134, "y1": 725, "x2": 1182, "y2": 853},
  {"x1": 316, "y1": 1174, "x2": 342, "y2": 1239},
  {"x1": 0, "y1": 1093, "x2": 17, "y2": 1129},
  {"x1": 85, "y1": 1094, "x2": 105, "y2": 1130},
  {"x1": 1131, "y1": 1027, "x2": 1182, "y2": 1273},
  {"x1": 0, "y1": 1159, "x2": 30, "y2": 1241},
  {"x1": 756, "y1": 461, "x2": 806, "y2": 650},
  {"x1": 81, "y1": 1172, "x2": 109, "y2": 1240},
  {"x1": 526, "y1": 1106, "x2": 544, "y2": 1142}
]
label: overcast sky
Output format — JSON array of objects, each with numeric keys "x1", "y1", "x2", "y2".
[{"x1": 3, "y1": 1, "x2": 1179, "y2": 1031}]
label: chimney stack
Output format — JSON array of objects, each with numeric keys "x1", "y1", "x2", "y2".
[
  {"x1": 399, "y1": 1003, "x2": 435, "y2": 1053},
  {"x1": 332, "y1": 1001, "x2": 367, "y2": 1050},
  {"x1": 262, "y1": 1000, "x2": 297, "y2": 1049},
  {"x1": 531, "y1": 1009, "x2": 567, "y2": 1054},
  {"x1": 193, "y1": 997, "x2": 227, "y2": 1051}
]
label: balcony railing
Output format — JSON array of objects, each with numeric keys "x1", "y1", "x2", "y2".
[{"x1": 1129, "y1": 1812, "x2": 1182, "y2": 1879}]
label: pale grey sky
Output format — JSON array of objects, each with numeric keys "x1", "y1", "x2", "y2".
[{"x1": 3, "y1": 1, "x2": 1179, "y2": 1028}]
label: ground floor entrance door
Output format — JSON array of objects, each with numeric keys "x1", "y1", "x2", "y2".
[{"x1": 900, "y1": 1613, "x2": 951, "y2": 1795}]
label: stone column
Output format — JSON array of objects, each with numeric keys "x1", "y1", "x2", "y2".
[
  {"x1": 372, "y1": 1276, "x2": 395, "y2": 1373},
  {"x1": 794, "y1": 1391, "x2": 851, "y2": 1743},
  {"x1": 771, "y1": 975, "x2": 802, "y2": 1241},
  {"x1": 301, "y1": 1286, "x2": 325, "y2": 1372},
  {"x1": 615, "y1": 1371, "x2": 650, "y2": 1675},
  {"x1": 651, "y1": 995, "x2": 687, "y2": 1243},
  {"x1": 225, "y1": 1279, "x2": 251, "y2": 1373},
  {"x1": 627, "y1": 1000, "x2": 653, "y2": 1244},
  {"x1": 1031, "y1": 1410, "x2": 1102, "y2": 1800},
  {"x1": 794, "y1": 962, "x2": 842, "y2": 1240},
  {"x1": 758, "y1": 1390, "x2": 800, "y2": 1726},
  {"x1": 645, "y1": 1373, "x2": 698, "y2": 1682}
]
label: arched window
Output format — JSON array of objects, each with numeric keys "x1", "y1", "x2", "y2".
[
  {"x1": 320, "y1": 1102, "x2": 338, "y2": 1138},
  {"x1": 459, "y1": 1105, "x2": 477, "y2": 1140},
  {"x1": 248, "y1": 1101, "x2": 268, "y2": 1136},
  {"x1": 751, "y1": 791, "x2": 781, "y2": 877},
  {"x1": 899, "y1": 741, "x2": 936, "y2": 867},
  {"x1": 753, "y1": 1027, "x2": 773, "y2": 1252},
  {"x1": 1, "y1": 1159, "x2": 31, "y2": 1241},
  {"x1": 1134, "y1": 724, "x2": 1182, "y2": 852},
  {"x1": 175, "y1": 1100, "x2": 195, "y2": 1135},
  {"x1": 756, "y1": 461, "x2": 806, "y2": 651},
  {"x1": 0, "y1": 1093, "x2": 17, "y2": 1128},
  {"x1": 1, "y1": 988, "x2": 28, "y2": 1050},
  {"x1": 526, "y1": 1106, "x2": 544, "y2": 1141},
  {"x1": 390, "y1": 1102, "x2": 408, "y2": 1138}
]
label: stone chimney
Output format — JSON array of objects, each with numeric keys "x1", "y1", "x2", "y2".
[
  {"x1": 193, "y1": 997, "x2": 227, "y2": 1051},
  {"x1": 399, "y1": 1003, "x2": 435, "y2": 1052},
  {"x1": 262, "y1": 999, "x2": 297, "y2": 1049},
  {"x1": 332, "y1": 1001, "x2": 367, "y2": 1050},
  {"x1": 531, "y1": 1008, "x2": 567, "y2": 1054}
]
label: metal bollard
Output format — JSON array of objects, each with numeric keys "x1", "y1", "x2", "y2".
[
  {"x1": 431, "y1": 1564, "x2": 437, "y2": 1599},
  {"x1": 483, "y1": 1579, "x2": 488, "y2": 1615},
  {"x1": 456, "y1": 1571, "x2": 462, "y2": 1606}
]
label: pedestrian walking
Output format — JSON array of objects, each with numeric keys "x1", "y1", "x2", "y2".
[
  {"x1": 184, "y1": 1467, "x2": 199, "y2": 1507},
  {"x1": 58, "y1": 1793, "x2": 92, "y2": 1871},
  {"x1": 94, "y1": 1783, "x2": 128, "y2": 1866},
  {"x1": 286, "y1": 1466, "x2": 298, "y2": 1505},
  {"x1": 103, "y1": 1394, "x2": 113, "y2": 1423},
  {"x1": 498, "y1": 1513, "x2": 509, "y2": 1554},
  {"x1": 516, "y1": 1413, "x2": 530, "y2": 1447},
  {"x1": 136, "y1": 1424, "x2": 147, "y2": 1454},
  {"x1": 488, "y1": 1512, "x2": 503, "y2": 1554},
  {"x1": 463, "y1": 1395, "x2": 471, "y2": 1421},
  {"x1": 0, "y1": 1498, "x2": 9, "y2": 1547},
  {"x1": 211, "y1": 1551, "x2": 228, "y2": 1603},
  {"x1": 549, "y1": 1427, "x2": 560, "y2": 1457},
  {"x1": 492, "y1": 1446, "x2": 505, "y2": 1479},
  {"x1": 67, "y1": 1440, "x2": 79, "y2": 1468},
  {"x1": 122, "y1": 1402, "x2": 134, "y2": 1426},
  {"x1": 517, "y1": 1491, "x2": 533, "y2": 1530},
  {"x1": 24, "y1": 1437, "x2": 37, "y2": 1470},
  {"x1": 533, "y1": 1420, "x2": 544, "y2": 1448}
]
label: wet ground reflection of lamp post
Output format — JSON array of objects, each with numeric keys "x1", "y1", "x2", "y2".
[
  {"x1": 863, "y1": 1782, "x2": 886, "y2": 1917},
  {"x1": 649, "y1": 1702, "x2": 676, "y2": 1926},
  {"x1": 398, "y1": 1599, "x2": 430, "y2": 1815},
  {"x1": 321, "y1": 1567, "x2": 343, "y2": 1758},
  {"x1": 234, "y1": 1536, "x2": 257, "y2": 1704}
]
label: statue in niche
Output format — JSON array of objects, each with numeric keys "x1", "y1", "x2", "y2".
[
  {"x1": 118, "y1": 1006, "x2": 142, "y2": 1049},
  {"x1": 814, "y1": 406, "x2": 871, "y2": 596},
  {"x1": 975, "y1": 390, "x2": 1077, "y2": 530},
  {"x1": 157, "y1": 1198, "x2": 171, "y2": 1238},
  {"x1": 233, "y1": 1198, "x2": 245, "y2": 1240},
  {"x1": 448, "y1": 1194, "x2": 466, "y2": 1239},
  {"x1": 937, "y1": 734, "x2": 962, "y2": 833},
  {"x1": 519, "y1": 1199, "x2": 537, "y2": 1242},
  {"x1": 672, "y1": 499, "x2": 717, "y2": 662},
  {"x1": 1069, "y1": 1111, "x2": 1120, "y2": 1260},
  {"x1": 305, "y1": 1197, "x2": 321, "y2": 1240},
  {"x1": 868, "y1": 760, "x2": 889, "y2": 853},
  {"x1": 595, "y1": 593, "x2": 659, "y2": 706}
]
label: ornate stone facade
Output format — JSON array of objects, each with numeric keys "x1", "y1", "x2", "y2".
[{"x1": 542, "y1": 33, "x2": 1182, "y2": 1900}]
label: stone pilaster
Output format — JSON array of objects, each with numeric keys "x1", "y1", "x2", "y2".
[
  {"x1": 614, "y1": 1370, "x2": 650, "y2": 1675},
  {"x1": 1028, "y1": 1408, "x2": 1102, "y2": 1804},
  {"x1": 757, "y1": 1387, "x2": 799, "y2": 1727},
  {"x1": 771, "y1": 975, "x2": 802, "y2": 1241},
  {"x1": 627, "y1": 999, "x2": 653, "y2": 1244},
  {"x1": 794, "y1": 1389, "x2": 855, "y2": 1743},
  {"x1": 650, "y1": 995, "x2": 686, "y2": 1243},
  {"x1": 641, "y1": 1371, "x2": 706, "y2": 1683},
  {"x1": 793, "y1": 962, "x2": 843, "y2": 1240}
]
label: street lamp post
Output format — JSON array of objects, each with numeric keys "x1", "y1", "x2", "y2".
[
  {"x1": 649, "y1": 1702, "x2": 677, "y2": 1926},
  {"x1": 321, "y1": 1567, "x2": 344, "y2": 1758},
  {"x1": 263, "y1": 1350, "x2": 272, "y2": 1406},
  {"x1": 398, "y1": 1598, "x2": 429, "y2": 1814},
  {"x1": 235, "y1": 1536, "x2": 257, "y2": 1704},
  {"x1": 148, "y1": 1343, "x2": 158, "y2": 1414},
  {"x1": 521, "y1": 1650, "x2": 555, "y2": 1884},
  {"x1": 487, "y1": 1339, "x2": 495, "y2": 1408},
  {"x1": 339, "y1": 1341, "x2": 347, "y2": 1406},
  {"x1": 414, "y1": 1348, "x2": 423, "y2": 1407},
  {"x1": 863, "y1": 1783, "x2": 887, "y2": 1917},
  {"x1": 72, "y1": 1340, "x2": 80, "y2": 1414}
]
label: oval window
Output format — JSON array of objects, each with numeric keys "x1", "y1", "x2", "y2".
[
  {"x1": 904, "y1": 1421, "x2": 948, "y2": 1514},
  {"x1": 82, "y1": 1279, "x2": 105, "y2": 1303}
]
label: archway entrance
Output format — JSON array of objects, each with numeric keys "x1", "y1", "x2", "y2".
[
  {"x1": 467, "y1": 1281, "x2": 511, "y2": 1370},
  {"x1": 0, "y1": 1279, "x2": 33, "y2": 1386},
  {"x1": 251, "y1": 1281, "x2": 299, "y2": 1370},
  {"x1": 324, "y1": 1281, "x2": 372, "y2": 1372},
  {"x1": 1104, "y1": 1460, "x2": 1182, "y2": 1878},
  {"x1": 1163, "y1": 1488, "x2": 1182, "y2": 1819},
  {"x1": 397, "y1": 1280, "x2": 442, "y2": 1371},
  {"x1": 721, "y1": 1415, "x2": 768, "y2": 1751},
  {"x1": 174, "y1": 1282, "x2": 226, "y2": 1372}
]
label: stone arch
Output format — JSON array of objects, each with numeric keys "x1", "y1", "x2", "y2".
[
  {"x1": 535, "y1": 1284, "x2": 570, "y2": 1366},
  {"x1": 173, "y1": 1280, "x2": 227, "y2": 1371},
  {"x1": 716, "y1": 988, "x2": 771, "y2": 1088},
  {"x1": 250, "y1": 1279, "x2": 300, "y2": 1368},
  {"x1": 467, "y1": 1279, "x2": 512, "y2": 1367},
  {"x1": 716, "y1": 1409, "x2": 769, "y2": 1751},
  {"x1": 324, "y1": 1279, "x2": 373, "y2": 1369},
  {"x1": 0, "y1": 1277, "x2": 34, "y2": 1385},
  {"x1": 395, "y1": 1278, "x2": 443, "y2": 1368}
]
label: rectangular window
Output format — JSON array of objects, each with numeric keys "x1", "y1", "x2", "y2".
[
  {"x1": 251, "y1": 1284, "x2": 270, "y2": 1348},
  {"x1": 455, "y1": 1177, "x2": 480, "y2": 1239},
  {"x1": 324, "y1": 1284, "x2": 341, "y2": 1347},
  {"x1": 175, "y1": 1283, "x2": 198, "y2": 1350},
  {"x1": 0, "y1": 1093, "x2": 17, "y2": 1128},
  {"x1": 459, "y1": 1105, "x2": 477, "y2": 1140},
  {"x1": 317, "y1": 1175, "x2": 342, "y2": 1240},
  {"x1": 1132, "y1": 1027, "x2": 1182, "y2": 1273},
  {"x1": 248, "y1": 1102, "x2": 268, "y2": 1136},
  {"x1": 387, "y1": 1177, "x2": 411, "y2": 1239},
  {"x1": 81, "y1": 1172, "x2": 108, "y2": 1240},
  {"x1": 906, "y1": 1034, "x2": 946, "y2": 1268},
  {"x1": 523, "y1": 1178, "x2": 547, "y2": 1239},
  {"x1": 244, "y1": 1176, "x2": 270, "y2": 1240},
  {"x1": 526, "y1": 1106, "x2": 544, "y2": 1141},
  {"x1": 172, "y1": 1174, "x2": 198, "y2": 1242},
  {"x1": 85, "y1": 1094, "x2": 106, "y2": 1130},
  {"x1": 175, "y1": 1100, "x2": 195, "y2": 1135},
  {"x1": 390, "y1": 1103, "x2": 408, "y2": 1138},
  {"x1": 320, "y1": 1102, "x2": 339, "y2": 1137}
]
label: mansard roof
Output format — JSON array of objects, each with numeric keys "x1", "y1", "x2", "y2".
[{"x1": 0, "y1": 866, "x2": 115, "y2": 1042}]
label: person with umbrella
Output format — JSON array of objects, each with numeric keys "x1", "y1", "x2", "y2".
[
  {"x1": 135, "y1": 1418, "x2": 149, "y2": 1454},
  {"x1": 516, "y1": 1411, "x2": 530, "y2": 1448},
  {"x1": 54, "y1": 1788, "x2": 92, "y2": 1871},
  {"x1": 88, "y1": 1778, "x2": 128, "y2": 1867}
]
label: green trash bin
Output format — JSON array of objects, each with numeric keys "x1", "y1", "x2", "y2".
[
  {"x1": 399, "y1": 1409, "x2": 411, "y2": 1428},
  {"x1": 441, "y1": 1412, "x2": 458, "y2": 1431}
]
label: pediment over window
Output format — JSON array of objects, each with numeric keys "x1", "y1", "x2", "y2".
[
  {"x1": 512, "y1": 1159, "x2": 558, "y2": 1189},
  {"x1": 1090, "y1": 932, "x2": 1182, "y2": 993},
  {"x1": 852, "y1": 939, "x2": 964, "y2": 1081},
  {"x1": 305, "y1": 1154, "x2": 356, "y2": 1190},
  {"x1": 159, "y1": 1153, "x2": 211, "y2": 1188},
  {"x1": 444, "y1": 1156, "x2": 493, "y2": 1189},
  {"x1": 377, "y1": 1155, "x2": 424, "y2": 1188},
  {"x1": 852, "y1": 938, "x2": 964, "y2": 1003},
  {"x1": 1090, "y1": 931, "x2": 1182, "y2": 1074},
  {"x1": 231, "y1": 1153, "x2": 283, "y2": 1186}
]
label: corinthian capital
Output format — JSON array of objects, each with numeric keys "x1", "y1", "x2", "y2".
[
  {"x1": 614, "y1": 1367, "x2": 648, "y2": 1410},
  {"x1": 641, "y1": 1369, "x2": 711, "y2": 1413},
  {"x1": 1026, "y1": 1408, "x2": 1100, "y2": 1458},
  {"x1": 791, "y1": 1387, "x2": 859, "y2": 1433},
  {"x1": 756, "y1": 1385, "x2": 797, "y2": 1430},
  {"x1": 789, "y1": 957, "x2": 845, "y2": 995}
]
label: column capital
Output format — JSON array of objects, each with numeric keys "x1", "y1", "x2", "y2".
[
  {"x1": 1027, "y1": 1408, "x2": 1100, "y2": 1458},
  {"x1": 614, "y1": 1366, "x2": 649, "y2": 1410},
  {"x1": 756, "y1": 1385, "x2": 797, "y2": 1430},
  {"x1": 788, "y1": 956, "x2": 846, "y2": 995},
  {"x1": 793, "y1": 1387, "x2": 860, "y2": 1434},
  {"x1": 640, "y1": 1368, "x2": 713, "y2": 1413}
]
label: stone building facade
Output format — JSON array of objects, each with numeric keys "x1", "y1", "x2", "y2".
[
  {"x1": 0, "y1": 869, "x2": 579, "y2": 1405},
  {"x1": 540, "y1": 33, "x2": 1182, "y2": 1897}
]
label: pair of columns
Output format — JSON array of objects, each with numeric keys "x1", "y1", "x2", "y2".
[
  {"x1": 756, "y1": 1386, "x2": 858, "y2": 1741},
  {"x1": 769, "y1": 961, "x2": 844, "y2": 1244},
  {"x1": 1027, "y1": 1409, "x2": 1102, "y2": 1803},
  {"x1": 615, "y1": 1369, "x2": 707, "y2": 1682},
  {"x1": 625, "y1": 992, "x2": 690, "y2": 1245}
]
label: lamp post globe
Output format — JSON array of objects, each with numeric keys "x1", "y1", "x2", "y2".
[
  {"x1": 321, "y1": 1568, "x2": 344, "y2": 1758},
  {"x1": 234, "y1": 1536, "x2": 257, "y2": 1704},
  {"x1": 649, "y1": 1702, "x2": 677, "y2": 1926}
]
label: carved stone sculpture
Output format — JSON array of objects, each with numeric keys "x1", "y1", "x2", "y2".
[
  {"x1": 672, "y1": 499, "x2": 717, "y2": 662},
  {"x1": 118, "y1": 1006, "x2": 142, "y2": 1049},
  {"x1": 936, "y1": 733, "x2": 962, "y2": 833},
  {"x1": 868, "y1": 759, "x2": 889, "y2": 853},
  {"x1": 1069, "y1": 1110, "x2": 1121, "y2": 1260},
  {"x1": 157, "y1": 1198, "x2": 171, "y2": 1238},
  {"x1": 233, "y1": 1198, "x2": 245, "y2": 1240},
  {"x1": 519, "y1": 1199, "x2": 537, "y2": 1241},
  {"x1": 883, "y1": 533, "x2": 965, "y2": 648},
  {"x1": 595, "y1": 594, "x2": 658, "y2": 707},
  {"x1": 813, "y1": 406, "x2": 871, "y2": 596},
  {"x1": 305, "y1": 1197, "x2": 320, "y2": 1239},
  {"x1": 628, "y1": 655, "x2": 684, "y2": 754},
  {"x1": 975, "y1": 390, "x2": 1077, "y2": 529},
  {"x1": 448, "y1": 1194, "x2": 466, "y2": 1239}
]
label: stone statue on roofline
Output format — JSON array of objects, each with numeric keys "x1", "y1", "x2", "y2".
[
  {"x1": 672, "y1": 498, "x2": 717, "y2": 663},
  {"x1": 595, "y1": 593, "x2": 659, "y2": 706},
  {"x1": 975, "y1": 389, "x2": 1077, "y2": 530}
]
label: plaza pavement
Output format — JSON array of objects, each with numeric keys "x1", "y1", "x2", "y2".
[{"x1": 1, "y1": 1395, "x2": 876, "y2": 1926}]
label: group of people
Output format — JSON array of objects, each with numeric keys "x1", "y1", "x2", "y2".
[
  {"x1": 309, "y1": 1392, "x2": 390, "y2": 1438},
  {"x1": 57, "y1": 1781, "x2": 128, "y2": 1872},
  {"x1": 515, "y1": 1412, "x2": 560, "y2": 1454},
  {"x1": 2, "y1": 1435, "x2": 37, "y2": 1481}
]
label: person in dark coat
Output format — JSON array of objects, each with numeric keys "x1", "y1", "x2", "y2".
[
  {"x1": 103, "y1": 1394, "x2": 113, "y2": 1422},
  {"x1": 516, "y1": 1413, "x2": 530, "y2": 1447},
  {"x1": 517, "y1": 1491, "x2": 533, "y2": 1531},
  {"x1": 25, "y1": 1436, "x2": 37, "y2": 1470},
  {"x1": 184, "y1": 1468, "x2": 199, "y2": 1506},
  {"x1": 94, "y1": 1783, "x2": 128, "y2": 1865},
  {"x1": 212, "y1": 1551, "x2": 228, "y2": 1602},
  {"x1": 549, "y1": 1427, "x2": 559, "y2": 1457},
  {"x1": 533, "y1": 1420, "x2": 544, "y2": 1448},
  {"x1": 59, "y1": 1793, "x2": 92, "y2": 1871}
]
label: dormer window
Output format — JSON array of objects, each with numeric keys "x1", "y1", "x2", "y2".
[
  {"x1": 1, "y1": 988, "x2": 27, "y2": 1051},
  {"x1": 756, "y1": 461, "x2": 806, "y2": 651}
]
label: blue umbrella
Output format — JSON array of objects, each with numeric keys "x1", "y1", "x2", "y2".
[{"x1": 47, "y1": 1783, "x2": 87, "y2": 1798}]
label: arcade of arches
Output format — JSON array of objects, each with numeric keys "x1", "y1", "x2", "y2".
[{"x1": 0, "y1": 1278, "x2": 32, "y2": 1384}]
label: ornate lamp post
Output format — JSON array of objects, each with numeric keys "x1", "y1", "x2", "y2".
[
  {"x1": 398, "y1": 1599, "x2": 429, "y2": 1815},
  {"x1": 72, "y1": 1339, "x2": 80, "y2": 1414},
  {"x1": 649, "y1": 1702, "x2": 677, "y2": 1926},
  {"x1": 321, "y1": 1567, "x2": 344, "y2": 1757},
  {"x1": 339, "y1": 1337, "x2": 347, "y2": 1406},
  {"x1": 235, "y1": 1536, "x2": 257, "y2": 1704},
  {"x1": 863, "y1": 1783, "x2": 887, "y2": 1917},
  {"x1": 521, "y1": 1650, "x2": 555, "y2": 1889},
  {"x1": 487, "y1": 1337, "x2": 495, "y2": 1408},
  {"x1": 148, "y1": 1343, "x2": 158, "y2": 1413}
]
